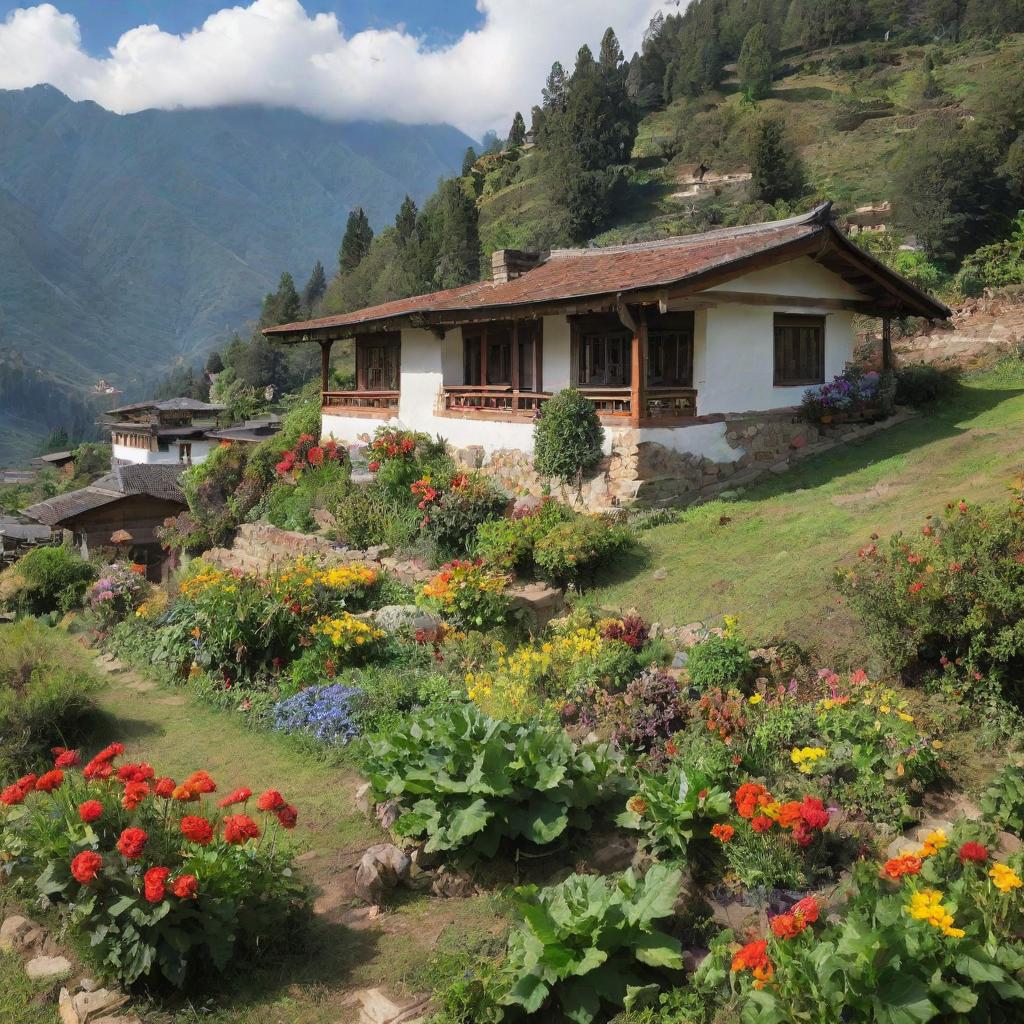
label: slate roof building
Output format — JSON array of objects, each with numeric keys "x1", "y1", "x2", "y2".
[{"x1": 102, "y1": 398, "x2": 225, "y2": 467}]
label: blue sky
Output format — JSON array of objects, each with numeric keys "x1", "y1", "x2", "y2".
[
  {"x1": 0, "y1": 1, "x2": 483, "y2": 54},
  {"x1": 0, "y1": 1, "x2": 665, "y2": 135}
]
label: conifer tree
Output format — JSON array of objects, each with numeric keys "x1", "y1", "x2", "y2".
[
  {"x1": 259, "y1": 272, "x2": 301, "y2": 328},
  {"x1": 542, "y1": 61, "x2": 568, "y2": 111},
  {"x1": 395, "y1": 195, "x2": 418, "y2": 243},
  {"x1": 747, "y1": 116, "x2": 805, "y2": 202},
  {"x1": 508, "y1": 111, "x2": 526, "y2": 148},
  {"x1": 599, "y1": 27, "x2": 624, "y2": 70},
  {"x1": 738, "y1": 23, "x2": 774, "y2": 100},
  {"x1": 338, "y1": 207, "x2": 373, "y2": 274},
  {"x1": 461, "y1": 146, "x2": 478, "y2": 177},
  {"x1": 301, "y1": 260, "x2": 327, "y2": 314}
]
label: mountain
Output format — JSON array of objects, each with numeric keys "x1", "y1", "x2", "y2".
[{"x1": 0, "y1": 85, "x2": 472, "y2": 414}]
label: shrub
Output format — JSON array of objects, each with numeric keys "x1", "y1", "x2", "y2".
[
  {"x1": 618, "y1": 761, "x2": 732, "y2": 861},
  {"x1": 800, "y1": 368, "x2": 883, "y2": 422},
  {"x1": 0, "y1": 621, "x2": 103, "y2": 778},
  {"x1": 895, "y1": 364, "x2": 960, "y2": 407},
  {"x1": 333, "y1": 483, "x2": 420, "y2": 550},
  {"x1": 585, "y1": 668, "x2": 688, "y2": 759},
  {"x1": 418, "y1": 559, "x2": 511, "y2": 631},
  {"x1": 360, "y1": 704, "x2": 621, "y2": 858},
  {"x1": 687, "y1": 626, "x2": 756, "y2": 692},
  {"x1": 367, "y1": 428, "x2": 453, "y2": 501},
  {"x1": 955, "y1": 213, "x2": 1024, "y2": 296},
  {"x1": 285, "y1": 613, "x2": 386, "y2": 690},
  {"x1": 0, "y1": 744, "x2": 307, "y2": 987},
  {"x1": 474, "y1": 499, "x2": 573, "y2": 573},
  {"x1": 982, "y1": 759, "x2": 1024, "y2": 835},
  {"x1": 533, "y1": 515, "x2": 633, "y2": 587},
  {"x1": 271, "y1": 682, "x2": 363, "y2": 745},
  {"x1": 495, "y1": 865, "x2": 684, "y2": 1023},
  {"x1": 836, "y1": 499, "x2": 1024, "y2": 696},
  {"x1": 1, "y1": 546, "x2": 96, "y2": 616},
  {"x1": 417, "y1": 473, "x2": 508, "y2": 558},
  {"x1": 87, "y1": 563, "x2": 150, "y2": 628},
  {"x1": 532, "y1": 388, "x2": 605, "y2": 484},
  {"x1": 266, "y1": 458, "x2": 351, "y2": 533}
]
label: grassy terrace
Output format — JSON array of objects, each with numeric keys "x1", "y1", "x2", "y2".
[{"x1": 594, "y1": 360, "x2": 1024, "y2": 667}]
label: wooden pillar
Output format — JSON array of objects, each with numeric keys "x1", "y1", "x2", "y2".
[
  {"x1": 320, "y1": 339, "x2": 333, "y2": 394},
  {"x1": 881, "y1": 317, "x2": 893, "y2": 372},
  {"x1": 511, "y1": 319, "x2": 520, "y2": 396},
  {"x1": 630, "y1": 312, "x2": 646, "y2": 428}
]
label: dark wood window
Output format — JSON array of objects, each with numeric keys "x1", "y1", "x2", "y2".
[
  {"x1": 573, "y1": 315, "x2": 632, "y2": 387},
  {"x1": 355, "y1": 333, "x2": 400, "y2": 391},
  {"x1": 774, "y1": 314, "x2": 825, "y2": 386},
  {"x1": 463, "y1": 323, "x2": 541, "y2": 389},
  {"x1": 647, "y1": 312, "x2": 694, "y2": 387}
]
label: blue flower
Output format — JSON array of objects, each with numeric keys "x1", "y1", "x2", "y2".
[{"x1": 271, "y1": 683, "x2": 363, "y2": 745}]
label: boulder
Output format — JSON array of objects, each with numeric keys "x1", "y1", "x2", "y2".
[
  {"x1": 431, "y1": 866, "x2": 477, "y2": 899},
  {"x1": 354, "y1": 844, "x2": 411, "y2": 905},
  {"x1": 372, "y1": 605, "x2": 441, "y2": 637},
  {"x1": 375, "y1": 800, "x2": 401, "y2": 831},
  {"x1": 354, "y1": 781, "x2": 373, "y2": 815},
  {"x1": 25, "y1": 954, "x2": 72, "y2": 981},
  {"x1": 584, "y1": 836, "x2": 637, "y2": 874},
  {"x1": 355, "y1": 987, "x2": 430, "y2": 1024},
  {"x1": 0, "y1": 914, "x2": 31, "y2": 951}
]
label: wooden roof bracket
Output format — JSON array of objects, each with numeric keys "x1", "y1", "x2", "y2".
[
  {"x1": 408, "y1": 313, "x2": 446, "y2": 339},
  {"x1": 615, "y1": 293, "x2": 639, "y2": 334}
]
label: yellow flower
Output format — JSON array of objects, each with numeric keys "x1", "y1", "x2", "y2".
[
  {"x1": 790, "y1": 746, "x2": 827, "y2": 774},
  {"x1": 907, "y1": 888, "x2": 962, "y2": 937},
  {"x1": 749, "y1": 694, "x2": 763, "y2": 705},
  {"x1": 989, "y1": 864, "x2": 1023, "y2": 893},
  {"x1": 897, "y1": 711, "x2": 915, "y2": 723},
  {"x1": 917, "y1": 830, "x2": 947, "y2": 858}
]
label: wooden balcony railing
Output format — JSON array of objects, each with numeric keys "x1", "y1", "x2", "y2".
[
  {"x1": 322, "y1": 390, "x2": 399, "y2": 417},
  {"x1": 578, "y1": 387, "x2": 632, "y2": 417},
  {"x1": 643, "y1": 387, "x2": 698, "y2": 419},
  {"x1": 441, "y1": 385, "x2": 550, "y2": 418}
]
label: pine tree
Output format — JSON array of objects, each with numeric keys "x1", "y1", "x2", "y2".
[
  {"x1": 301, "y1": 260, "x2": 327, "y2": 314},
  {"x1": 599, "y1": 27, "x2": 624, "y2": 70},
  {"x1": 422, "y1": 179, "x2": 480, "y2": 290},
  {"x1": 747, "y1": 116, "x2": 805, "y2": 202},
  {"x1": 542, "y1": 61, "x2": 568, "y2": 111},
  {"x1": 259, "y1": 272, "x2": 301, "y2": 328},
  {"x1": 461, "y1": 146, "x2": 478, "y2": 177},
  {"x1": 395, "y1": 195, "x2": 418, "y2": 243},
  {"x1": 204, "y1": 350, "x2": 225, "y2": 376},
  {"x1": 508, "y1": 111, "x2": 526, "y2": 148},
  {"x1": 530, "y1": 105, "x2": 545, "y2": 137},
  {"x1": 738, "y1": 24, "x2": 774, "y2": 100},
  {"x1": 338, "y1": 207, "x2": 373, "y2": 274}
]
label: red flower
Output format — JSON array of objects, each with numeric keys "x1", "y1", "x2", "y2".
[
  {"x1": 117, "y1": 762, "x2": 155, "y2": 784},
  {"x1": 52, "y1": 748, "x2": 80, "y2": 768},
  {"x1": 154, "y1": 777, "x2": 176, "y2": 798},
  {"x1": 908, "y1": 581, "x2": 924, "y2": 594},
  {"x1": 93, "y1": 742, "x2": 125, "y2": 763},
  {"x1": 770, "y1": 912, "x2": 802, "y2": 939},
  {"x1": 256, "y1": 789, "x2": 286, "y2": 812},
  {"x1": 71, "y1": 851, "x2": 103, "y2": 885},
  {"x1": 121, "y1": 781, "x2": 150, "y2": 810},
  {"x1": 116, "y1": 827, "x2": 148, "y2": 860},
  {"x1": 180, "y1": 815, "x2": 214, "y2": 846},
  {"x1": 959, "y1": 841, "x2": 988, "y2": 864},
  {"x1": 881, "y1": 853, "x2": 922, "y2": 880},
  {"x1": 184, "y1": 770, "x2": 217, "y2": 794},
  {"x1": 665, "y1": 740, "x2": 678, "y2": 757},
  {"x1": 144, "y1": 866, "x2": 171, "y2": 904},
  {"x1": 172, "y1": 874, "x2": 199, "y2": 899},
  {"x1": 217, "y1": 787, "x2": 252, "y2": 809},
  {"x1": 711, "y1": 823, "x2": 734, "y2": 843},
  {"x1": 306, "y1": 446, "x2": 324, "y2": 466},
  {"x1": 1, "y1": 784, "x2": 26, "y2": 806},
  {"x1": 751, "y1": 815, "x2": 774, "y2": 833},
  {"x1": 735, "y1": 782, "x2": 770, "y2": 819},
  {"x1": 731, "y1": 939, "x2": 774, "y2": 988},
  {"x1": 368, "y1": 461, "x2": 380, "y2": 472},
  {"x1": 79, "y1": 800, "x2": 103, "y2": 823},
  {"x1": 799, "y1": 796, "x2": 830, "y2": 831},
  {"x1": 84, "y1": 760, "x2": 114, "y2": 781},
  {"x1": 35, "y1": 770, "x2": 63, "y2": 793},
  {"x1": 223, "y1": 814, "x2": 261, "y2": 844},
  {"x1": 276, "y1": 804, "x2": 298, "y2": 829}
]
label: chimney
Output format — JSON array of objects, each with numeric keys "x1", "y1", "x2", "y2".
[{"x1": 491, "y1": 248, "x2": 546, "y2": 285}]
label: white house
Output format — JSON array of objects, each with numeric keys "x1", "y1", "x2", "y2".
[
  {"x1": 104, "y1": 398, "x2": 225, "y2": 466},
  {"x1": 265, "y1": 203, "x2": 949, "y2": 505}
]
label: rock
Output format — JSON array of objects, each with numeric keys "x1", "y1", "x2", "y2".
[
  {"x1": 355, "y1": 781, "x2": 373, "y2": 815},
  {"x1": 789, "y1": 435, "x2": 807, "y2": 450},
  {"x1": 431, "y1": 866, "x2": 477, "y2": 899},
  {"x1": 652, "y1": 568, "x2": 668, "y2": 581},
  {"x1": 372, "y1": 605, "x2": 441, "y2": 637},
  {"x1": 355, "y1": 987, "x2": 430, "y2": 1024},
  {"x1": 375, "y1": 800, "x2": 401, "y2": 831},
  {"x1": 0, "y1": 914, "x2": 31, "y2": 951},
  {"x1": 512, "y1": 494, "x2": 543, "y2": 517},
  {"x1": 683, "y1": 947, "x2": 710, "y2": 973},
  {"x1": 584, "y1": 835, "x2": 637, "y2": 874},
  {"x1": 995, "y1": 830, "x2": 1023, "y2": 860},
  {"x1": 671, "y1": 651, "x2": 688, "y2": 669},
  {"x1": 311, "y1": 507, "x2": 337, "y2": 532},
  {"x1": 59, "y1": 985, "x2": 130, "y2": 1024},
  {"x1": 21, "y1": 926, "x2": 47, "y2": 951},
  {"x1": 355, "y1": 843, "x2": 411, "y2": 905},
  {"x1": 25, "y1": 954, "x2": 72, "y2": 981}
]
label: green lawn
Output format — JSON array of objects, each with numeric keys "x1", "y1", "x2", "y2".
[{"x1": 593, "y1": 361, "x2": 1024, "y2": 668}]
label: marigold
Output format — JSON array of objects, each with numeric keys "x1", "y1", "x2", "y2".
[
  {"x1": 180, "y1": 815, "x2": 214, "y2": 846},
  {"x1": 711, "y1": 823, "x2": 735, "y2": 843},
  {"x1": 770, "y1": 913, "x2": 802, "y2": 939},
  {"x1": 35, "y1": 769, "x2": 63, "y2": 793},
  {"x1": 256, "y1": 789, "x2": 286, "y2": 812},
  {"x1": 776, "y1": 801, "x2": 803, "y2": 830},
  {"x1": 218, "y1": 787, "x2": 252, "y2": 808},
  {"x1": 990, "y1": 863, "x2": 1023, "y2": 893},
  {"x1": 116, "y1": 827, "x2": 148, "y2": 860},
  {"x1": 71, "y1": 850, "x2": 103, "y2": 885},
  {"x1": 917, "y1": 830, "x2": 947, "y2": 858},
  {"x1": 223, "y1": 814, "x2": 261, "y2": 844},
  {"x1": 959, "y1": 841, "x2": 988, "y2": 864},
  {"x1": 144, "y1": 866, "x2": 171, "y2": 904},
  {"x1": 172, "y1": 874, "x2": 199, "y2": 899},
  {"x1": 735, "y1": 782, "x2": 770, "y2": 819},
  {"x1": 907, "y1": 888, "x2": 963, "y2": 937},
  {"x1": 79, "y1": 799, "x2": 103, "y2": 823},
  {"x1": 882, "y1": 853, "x2": 923, "y2": 880}
]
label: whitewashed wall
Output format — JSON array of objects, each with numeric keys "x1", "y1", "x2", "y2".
[{"x1": 112, "y1": 439, "x2": 215, "y2": 465}]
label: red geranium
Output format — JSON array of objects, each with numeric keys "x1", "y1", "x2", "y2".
[
  {"x1": 52, "y1": 747, "x2": 81, "y2": 768},
  {"x1": 35, "y1": 769, "x2": 63, "y2": 793},
  {"x1": 116, "y1": 827, "x2": 148, "y2": 860},
  {"x1": 144, "y1": 866, "x2": 171, "y2": 904},
  {"x1": 751, "y1": 815, "x2": 774, "y2": 833},
  {"x1": 959, "y1": 841, "x2": 988, "y2": 864},
  {"x1": 154, "y1": 777, "x2": 176, "y2": 798},
  {"x1": 711, "y1": 823, "x2": 734, "y2": 843},
  {"x1": 256, "y1": 789, "x2": 286, "y2": 812},
  {"x1": 180, "y1": 815, "x2": 214, "y2": 846},
  {"x1": 223, "y1": 814, "x2": 261, "y2": 844},
  {"x1": 276, "y1": 804, "x2": 298, "y2": 829},
  {"x1": 799, "y1": 796, "x2": 830, "y2": 831},
  {"x1": 121, "y1": 781, "x2": 150, "y2": 810},
  {"x1": 79, "y1": 800, "x2": 103, "y2": 823},
  {"x1": 71, "y1": 850, "x2": 103, "y2": 885},
  {"x1": 218, "y1": 787, "x2": 252, "y2": 809},
  {"x1": 117, "y1": 762, "x2": 155, "y2": 784},
  {"x1": 1, "y1": 783, "x2": 26, "y2": 806},
  {"x1": 172, "y1": 874, "x2": 199, "y2": 899}
]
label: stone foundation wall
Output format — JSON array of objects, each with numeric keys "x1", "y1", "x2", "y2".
[{"x1": 454, "y1": 411, "x2": 828, "y2": 511}]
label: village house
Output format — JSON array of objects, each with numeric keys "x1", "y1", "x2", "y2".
[
  {"x1": 104, "y1": 398, "x2": 225, "y2": 466},
  {"x1": 266, "y1": 202, "x2": 948, "y2": 506}
]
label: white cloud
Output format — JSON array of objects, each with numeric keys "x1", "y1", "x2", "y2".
[{"x1": 0, "y1": 0, "x2": 675, "y2": 137}]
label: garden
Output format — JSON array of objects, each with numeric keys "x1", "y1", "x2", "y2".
[{"x1": 2, "y1": 379, "x2": 1024, "y2": 1023}]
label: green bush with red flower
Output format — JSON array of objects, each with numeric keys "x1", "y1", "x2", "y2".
[
  {"x1": 0, "y1": 742, "x2": 306, "y2": 987},
  {"x1": 418, "y1": 559, "x2": 511, "y2": 631},
  {"x1": 836, "y1": 495, "x2": 1024, "y2": 704}
]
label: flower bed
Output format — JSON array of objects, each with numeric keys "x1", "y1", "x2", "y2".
[{"x1": 0, "y1": 743, "x2": 306, "y2": 987}]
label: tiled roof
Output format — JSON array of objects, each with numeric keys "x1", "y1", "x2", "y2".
[
  {"x1": 22, "y1": 463, "x2": 185, "y2": 527},
  {"x1": 104, "y1": 397, "x2": 225, "y2": 416},
  {"x1": 265, "y1": 203, "x2": 950, "y2": 340}
]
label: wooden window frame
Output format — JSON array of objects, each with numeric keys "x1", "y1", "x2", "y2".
[
  {"x1": 773, "y1": 313, "x2": 825, "y2": 387},
  {"x1": 646, "y1": 311, "x2": 694, "y2": 388},
  {"x1": 354, "y1": 332, "x2": 401, "y2": 392},
  {"x1": 462, "y1": 322, "x2": 542, "y2": 390},
  {"x1": 570, "y1": 314, "x2": 632, "y2": 388}
]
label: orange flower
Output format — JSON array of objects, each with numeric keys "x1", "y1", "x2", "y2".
[
  {"x1": 751, "y1": 815, "x2": 774, "y2": 833},
  {"x1": 626, "y1": 795, "x2": 647, "y2": 816},
  {"x1": 217, "y1": 787, "x2": 252, "y2": 809},
  {"x1": 776, "y1": 801, "x2": 803, "y2": 830},
  {"x1": 154, "y1": 777, "x2": 176, "y2": 798},
  {"x1": 121, "y1": 781, "x2": 150, "y2": 810},
  {"x1": 711, "y1": 823, "x2": 734, "y2": 843},
  {"x1": 180, "y1": 815, "x2": 214, "y2": 846},
  {"x1": 735, "y1": 783, "x2": 770, "y2": 819},
  {"x1": 117, "y1": 762, "x2": 155, "y2": 784},
  {"x1": 183, "y1": 770, "x2": 217, "y2": 795},
  {"x1": 731, "y1": 939, "x2": 774, "y2": 988},
  {"x1": 882, "y1": 853, "x2": 922, "y2": 880},
  {"x1": 256, "y1": 789, "x2": 286, "y2": 812}
]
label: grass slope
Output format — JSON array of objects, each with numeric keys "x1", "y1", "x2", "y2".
[{"x1": 593, "y1": 360, "x2": 1024, "y2": 668}]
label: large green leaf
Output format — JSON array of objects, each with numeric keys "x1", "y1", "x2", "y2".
[
  {"x1": 631, "y1": 931, "x2": 683, "y2": 969},
  {"x1": 443, "y1": 798, "x2": 492, "y2": 846},
  {"x1": 558, "y1": 976, "x2": 602, "y2": 1024},
  {"x1": 504, "y1": 971, "x2": 549, "y2": 1013},
  {"x1": 621, "y1": 864, "x2": 681, "y2": 927},
  {"x1": 871, "y1": 974, "x2": 938, "y2": 1024}
]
